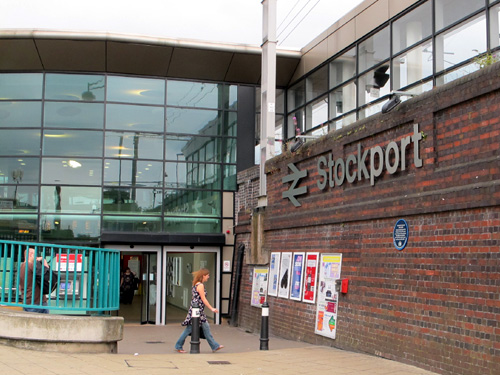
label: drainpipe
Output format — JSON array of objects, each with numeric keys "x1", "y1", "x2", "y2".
[{"x1": 230, "y1": 242, "x2": 245, "y2": 326}]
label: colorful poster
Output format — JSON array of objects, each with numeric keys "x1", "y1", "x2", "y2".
[
  {"x1": 290, "y1": 252, "x2": 305, "y2": 300},
  {"x1": 251, "y1": 268, "x2": 269, "y2": 307},
  {"x1": 315, "y1": 253, "x2": 342, "y2": 339},
  {"x1": 267, "y1": 252, "x2": 281, "y2": 297},
  {"x1": 278, "y1": 252, "x2": 292, "y2": 299},
  {"x1": 302, "y1": 252, "x2": 319, "y2": 303}
]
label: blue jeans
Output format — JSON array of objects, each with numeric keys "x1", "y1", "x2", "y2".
[
  {"x1": 23, "y1": 301, "x2": 49, "y2": 314},
  {"x1": 175, "y1": 322, "x2": 220, "y2": 351}
]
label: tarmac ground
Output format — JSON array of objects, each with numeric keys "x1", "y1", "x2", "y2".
[{"x1": 0, "y1": 323, "x2": 441, "y2": 375}]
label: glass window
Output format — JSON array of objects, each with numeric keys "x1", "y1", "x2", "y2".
[
  {"x1": 105, "y1": 132, "x2": 164, "y2": 160},
  {"x1": 287, "y1": 80, "x2": 305, "y2": 112},
  {"x1": 0, "y1": 214, "x2": 37, "y2": 241},
  {"x1": 45, "y1": 74, "x2": 105, "y2": 101},
  {"x1": 102, "y1": 215, "x2": 161, "y2": 233},
  {"x1": 167, "y1": 108, "x2": 221, "y2": 136},
  {"x1": 0, "y1": 185, "x2": 38, "y2": 213},
  {"x1": 0, "y1": 102, "x2": 42, "y2": 128},
  {"x1": 0, "y1": 158, "x2": 40, "y2": 184},
  {"x1": 227, "y1": 85, "x2": 238, "y2": 110},
  {"x1": 287, "y1": 109, "x2": 305, "y2": 139},
  {"x1": 223, "y1": 138, "x2": 237, "y2": 164},
  {"x1": 40, "y1": 214, "x2": 100, "y2": 243},
  {"x1": 103, "y1": 159, "x2": 163, "y2": 187},
  {"x1": 275, "y1": 89, "x2": 285, "y2": 114},
  {"x1": 163, "y1": 190, "x2": 220, "y2": 216},
  {"x1": 329, "y1": 82, "x2": 357, "y2": 120},
  {"x1": 167, "y1": 80, "x2": 222, "y2": 109},
  {"x1": 358, "y1": 65, "x2": 391, "y2": 107},
  {"x1": 41, "y1": 158, "x2": 102, "y2": 185},
  {"x1": 330, "y1": 112, "x2": 357, "y2": 132},
  {"x1": 43, "y1": 130, "x2": 103, "y2": 157},
  {"x1": 222, "y1": 112, "x2": 237, "y2": 137},
  {"x1": 306, "y1": 96, "x2": 328, "y2": 131},
  {"x1": 329, "y1": 47, "x2": 356, "y2": 88},
  {"x1": 40, "y1": 186, "x2": 101, "y2": 214},
  {"x1": 306, "y1": 66, "x2": 328, "y2": 102},
  {"x1": 489, "y1": 4, "x2": 500, "y2": 49},
  {"x1": 436, "y1": 60, "x2": 480, "y2": 86},
  {"x1": 0, "y1": 129, "x2": 40, "y2": 156},
  {"x1": 223, "y1": 165, "x2": 237, "y2": 191},
  {"x1": 435, "y1": 15, "x2": 486, "y2": 73},
  {"x1": 393, "y1": 41, "x2": 433, "y2": 90},
  {"x1": 358, "y1": 26, "x2": 390, "y2": 73},
  {"x1": 103, "y1": 187, "x2": 162, "y2": 214},
  {"x1": 166, "y1": 135, "x2": 221, "y2": 162},
  {"x1": 107, "y1": 76, "x2": 165, "y2": 105},
  {"x1": 392, "y1": 1, "x2": 432, "y2": 54},
  {"x1": 106, "y1": 104, "x2": 164, "y2": 133},
  {"x1": 0, "y1": 73, "x2": 43, "y2": 100},
  {"x1": 44, "y1": 102, "x2": 104, "y2": 129},
  {"x1": 165, "y1": 162, "x2": 221, "y2": 189},
  {"x1": 164, "y1": 216, "x2": 220, "y2": 234},
  {"x1": 435, "y1": 0, "x2": 484, "y2": 32}
]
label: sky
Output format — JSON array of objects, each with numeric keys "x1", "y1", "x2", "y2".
[{"x1": 0, "y1": 0, "x2": 364, "y2": 49}]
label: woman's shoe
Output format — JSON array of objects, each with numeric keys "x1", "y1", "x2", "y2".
[
  {"x1": 175, "y1": 349, "x2": 186, "y2": 353},
  {"x1": 212, "y1": 345, "x2": 224, "y2": 353}
]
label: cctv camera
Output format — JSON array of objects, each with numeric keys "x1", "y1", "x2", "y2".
[
  {"x1": 291, "y1": 138, "x2": 304, "y2": 153},
  {"x1": 381, "y1": 94, "x2": 401, "y2": 113}
]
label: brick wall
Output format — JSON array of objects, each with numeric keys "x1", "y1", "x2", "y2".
[{"x1": 234, "y1": 63, "x2": 500, "y2": 375}]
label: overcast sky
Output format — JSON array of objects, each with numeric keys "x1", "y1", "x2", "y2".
[{"x1": 0, "y1": 0, "x2": 364, "y2": 49}]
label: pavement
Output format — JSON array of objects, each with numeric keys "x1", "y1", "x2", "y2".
[{"x1": 0, "y1": 323, "x2": 440, "y2": 375}]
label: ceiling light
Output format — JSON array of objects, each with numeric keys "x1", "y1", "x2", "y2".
[{"x1": 68, "y1": 160, "x2": 82, "y2": 168}]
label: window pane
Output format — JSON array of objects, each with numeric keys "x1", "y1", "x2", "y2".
[
  {"x1": 0, "y1": 186, "x2": 38, "y2": 213},
  {"x1": 392, "y1": 2, "x2": 432, "y2": 54},
  {"x1": 358, "y1": 65, "x2": 391, "y2": 106},
  {"x1": 0, "y1": 158, "x2": 40, "y2": 184},
  {"x1": 0, "y1": 102, "x2": 42, "y2": 128},
  {"x1": 223, "y1": 165, "x2": 237, "y2": 191},
  {"x1": 164, "y1": 216, "x2": 220, "y2": 234},
  {"x1": 41, "y1": 158, "x2": 102, "y2": 185},
  {"x1": 165, "y1": 162, "x2": 221, "y2": 189},
  {"x1": 329, "y1": 47, "x2": 356, "y2": 88},
  {"x1": 276, "y1": 89, "x2": 285, "y2": 114},
  {"x1": 40, "y1": 186, "x2": 101, "y2": 214},
  {"x1": 227, "y1": 85, "x2": 238, "y2": 110},
  {"x1": 166, "y1": 135, "x2": 221, "y2": 162},
  {"x1": 106, "y1": 104, "x2": 164, "y2": 132},
  {"x1": 358, "y1": 26, "x2": 390, "y2": 73},
  {"x1": 104, "y1": 159, "x2": 163, "y2": 187},
  {"x1": 0, "y1": 214, "x2": 37, "y2": 241},
  {"x1": 164, "y1": 189, "x2": 220, "y2": 216},
  {"x1": 435, "y1": 0, "x2": 484, "y2": 32},
  {"x1": 287, "y1": 109, "x2": 305, "y2": 139},
  {"x1": 0, "y1": 129, "x2": 40, "y2": 156},
  {"x1": 45, "y1": 74, "x2": 105, "y2": 101},
  {"x1": 223, "y1": 138, "x2": 236, "y2": 164},
  {"x1": 287, "y1": 80, "x2": 305, "y2": 112},
  {"x1": 329, "y1": 82, "x2": 356, "y2": 120},
  {"x1": 102, "y1": 215, "x2": 161, "y2": 233},
  {"x1": 105, "y1": 132, "x2": 164, "y2": 160},
  {"x1": 490, "y1": 4, "x2": 500, "y2": 49},
  {"x1": 306, "y1": 66, "x2": 328, "y2": 101},
  {"x1": 0, "y1": 73, "x2": 43, "y2": 100},
  {"x1": 436, "y1": 60, "x2": 480, "y2": 86},
  {"x1": 393, "y1": 41, "x2": 433, "y2": 90},
  {"x1": 43, "y1": 130, "x2": 103, "y2": 157},
  {"x1": 435, "y1": 15, "x2": 486, "y2": 72},
  {"x1": 306, "y1": 96, "x2": 328, "y2": 131},
  {"x1": 103, "y1": 187, "x2": 162, "y2": 214},
  {"x1": 40, "y1": 214, "x2": 100, "y2": 243},
  {"x1": 330, "y1": 112, "x2": 357, "y2": 132},
  {"x1": 44, "y1": 102, "x2": 104, "y2": 129},
  {"x1": 222, "y1": 111, "x2": 237, "y2": 137},
  {"x1": 107, "y1": 76, "x2": 165, "y2": 105},
  {"x1": 167, "y1": 108, "x2": 220, "y2": 135},
  {"x1": 167, "y1": 80, "x2": 222, "y2": 108}
]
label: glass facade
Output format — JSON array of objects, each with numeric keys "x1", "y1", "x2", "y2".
[
  {"x1": 283, "y1": 0, "x2": 500, "y2": 141},
  {"x1": 0, "y1": 73, "x2": 239, "y2": 243}
]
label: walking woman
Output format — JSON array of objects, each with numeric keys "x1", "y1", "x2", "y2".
[{"x1": 175, "y1": 268, "x2": 224, "y2": 353}]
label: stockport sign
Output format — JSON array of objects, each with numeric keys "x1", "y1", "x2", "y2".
[{"x1": 282, "y1": 123, "x2": 423, "y2": 207}]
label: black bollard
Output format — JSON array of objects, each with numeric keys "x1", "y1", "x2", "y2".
[
  {"x1": 190, "y1": 302, "x2": 200, "y2": 354},
  {"x1": 260, "y1": 301, "x2": 269, "y2": 350}
]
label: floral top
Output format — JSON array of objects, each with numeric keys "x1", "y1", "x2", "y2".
[{"x1": 181, "y1": 282, "x2": 207, "y2": 326}]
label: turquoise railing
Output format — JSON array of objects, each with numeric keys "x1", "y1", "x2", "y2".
[{"x1": 0, "y1": 240, "x2": 120, "y2": 314}]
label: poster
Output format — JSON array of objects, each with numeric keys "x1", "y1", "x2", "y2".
[
  {"x1": 267, "y1": 252, "x2": 281, "y2": 297},
  {"x1": 278, "y1": 252, "x2": 292, "y2": 299},
  {"x1": 251, "y1": 268, "x2": 269, "y2": 307},
  {"x1": 290, "y1": 252, "x2": 305, "y2": 300},
  {"x1": 315, "y1": 253, "x2": 342, "y2": 339},
  {"x1": 302, "y1": 252, "x2": 319, "y2": 303}
]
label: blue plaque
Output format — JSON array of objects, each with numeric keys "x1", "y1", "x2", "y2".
[{"x1": 393, "y1": 219, "x2": 409, "y2": 251}]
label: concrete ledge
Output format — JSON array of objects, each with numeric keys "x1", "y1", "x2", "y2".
[{"x1": 0, "y1": 308, "x2": 123, "y2": 353}]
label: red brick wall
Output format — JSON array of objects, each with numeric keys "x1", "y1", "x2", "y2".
[{"x1": 234, "y1": 63, "x2": 500, "y2": 375}]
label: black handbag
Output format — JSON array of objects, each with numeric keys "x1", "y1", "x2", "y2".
[{"x1": 35, "y1": 260, "x2": 58, "y2": 295}]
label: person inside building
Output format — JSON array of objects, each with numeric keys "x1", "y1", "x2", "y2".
[
  {"x1": 174, "y1": 268, "x2": 224, "y2": 353},
  {"x1": 19, "y1": 247, "x2": 49, "y2": 314},
  {"x1": 120, "y1": 267, "x2": 138, "y2": 305}
]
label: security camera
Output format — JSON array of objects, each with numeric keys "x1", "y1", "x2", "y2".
[
  {"x1": 290, "y1": 137, "x2": 304, "y2": 153},
  {"x1": 381, "y1": 90, "x2": 417, "y2": 114}
]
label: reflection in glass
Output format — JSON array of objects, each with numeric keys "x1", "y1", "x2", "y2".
[
  {"x1": 164, "y1": 162, "x2": 220, "y2": 189},
  {"x1": 0, "y1": 214, "x2": 37, "y2": 241},
  {"x1": 167, "y1": 108, "x2": 220, "y2": 135},
  {"x1": 103, "y1": 187, "x2": 162, "y2": 214},
  {"x1": 435, "y1": 0, "x2": 484, "y2": 32},
  {"x1": 41, "y1": 186, "x2": 101, "y2": 214},
  {"x1": 393, "y1": 41, "x2": 433, "y2": 90},
  {"x1": 0, "y1": 185, "x2": 38, "y2": 212},
  {"x1": 223, "y1": 165, "x2": 237, "y2": 191},
  {"x1": 45, "y1": 74, "x2": 105, "y2": 101},
  {"x1": 167, "y1": 80, "x2": 222, "y2": 108},
  {"x1": 223, "y1": 138, "x2": 237, "y2": 164},
  {"x1": 0, "y1": 129, "x2": 41, "y2": 156},
  {"x1": 164, "y1": 216, "x2": 220, "y2": 233},
  {"x1": 102, "y1": 215, "x2": 161, "y2": 233},
  {"x1": 43, "y1": 130, "x2": 103, "y2": 157},
  {"x1": 107, "y1": 76, "x2": 164, "y2": 105},
  {"x1": 0, "y1": 73, "x2": 43, "y2": 100},
  {"x1": 104, "y1": 159, "x2": 163, "y2": 187},
  {"x1": 358, "y1": 26, "x2": 390, "y2": 73},
  {"x1": 392, "y1": 1, "x2": 432, "y2": 54},
  {"x1": 164, "y1": 190, "x2": 220, "y2": 216},
  {"x1": 0, "y1": 102, "x2": 42, "y2": 128},
  {"x1": 166, "y1": 135, "x2": 221, "y2": 163},
  {"x1": 44, "y1": 102, "x2": 104, "y2": 129},
  {"x1": 227, "y1": 85, "x2": 238, "y2": 110},
  {"x1": 306, "y1": 96, "x2": 328, "y2": 131},
  {"x1": 306, "y1": 66, "x2": 328, "y2": 102},
  {"x1": 0, "y1": 158, "x2": 40, "y2": 184},
  {"x1": 41, "y1": 158, "x2": 102, "y2": 185},
  {"x1": 329, "y1": 82, "x2": 356, "y2": 120},
  {"x1": 40, "y1": 214, "x2": 100, "y2": 243},
  {"x1": 105, "y1": 132, "x2": 164, "y2": 160},
  {"x1": 106, "y1": 104, "x2": 164, "y2": 132},
  {"x1": 329, "y1": 47, "x2": 356, "y2": 88},
  {"x1": 223, "y1": 112, "x2": 237, "y2": 137},
  {"x1": 358, "y1": 66, "x2": 391, "y2": 107}
]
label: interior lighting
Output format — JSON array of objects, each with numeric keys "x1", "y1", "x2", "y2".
[{"x1": 68, "y1": 160, "x2": 82, "y2": 168}]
